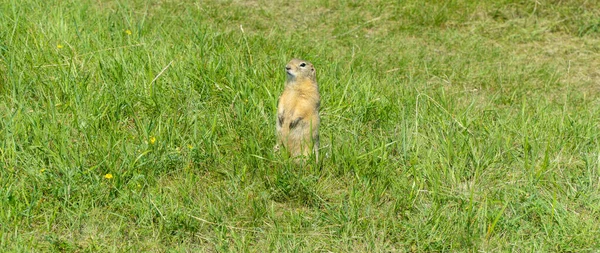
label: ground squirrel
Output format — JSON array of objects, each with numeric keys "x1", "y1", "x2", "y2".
[{"x1": 275, "y1": 58, "x2": 320, "y2": 162}]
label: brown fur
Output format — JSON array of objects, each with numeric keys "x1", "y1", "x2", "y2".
[{"x1": 275, "y1": 58, "x2": 320, "y2": 162}]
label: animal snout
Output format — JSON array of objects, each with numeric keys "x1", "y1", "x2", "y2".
[{"x1": 285, "y1": 66, "x2": 291, "y2": 71}]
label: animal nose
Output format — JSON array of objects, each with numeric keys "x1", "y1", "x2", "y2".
[{"x1": 285, "y1": 66, "x2": 291, "y2": 71}]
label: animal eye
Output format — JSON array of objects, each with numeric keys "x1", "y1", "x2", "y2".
[{"x1": 300, "y1": 63, "x2": 306, "y2": 67}]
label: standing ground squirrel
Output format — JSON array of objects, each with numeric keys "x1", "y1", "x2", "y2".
[{"x1": 275, "y1": 58, "x2": 320, "y2": 162}]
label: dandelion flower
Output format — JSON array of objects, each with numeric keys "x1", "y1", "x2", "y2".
[
  {"x1": 40, "y1": 168, "x2": 46, "y2": 173},
  {"x1": 150, "y1": 136, "x2": 156, "y2": 145},
  {"x1": 104, "y1": 173, "x2": 113, "y2": 179},
  {"x1": 187, "y1": 144, "x2": 193, "y2": 149},
  {"x1": 125, "y1": 29, "x2": 132, "y2": 35},
  {"x1": 57, "y1": 44, "x2": 63, "y2": 49}
]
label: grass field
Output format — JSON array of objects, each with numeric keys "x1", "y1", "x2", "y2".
[{"x1": 1, "y1": 0, "x2": 600, "y2": 251}]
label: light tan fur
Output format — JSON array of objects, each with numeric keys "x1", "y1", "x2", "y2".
[{"x1": 275, "y1": 58, "x2": 320, "y2": 162}]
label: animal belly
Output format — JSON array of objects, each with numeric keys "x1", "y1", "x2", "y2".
[{"x1": 284, "y1": 125, "x2": 312, "y2": 155}]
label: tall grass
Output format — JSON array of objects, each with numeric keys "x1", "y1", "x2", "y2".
[{"x1": 1, "y1": 0, "x2": 599, "y2": 251}]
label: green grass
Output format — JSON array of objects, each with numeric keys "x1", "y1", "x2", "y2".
[{"x1": 1, "y1": 0, "x2": 600, "y2": 251}]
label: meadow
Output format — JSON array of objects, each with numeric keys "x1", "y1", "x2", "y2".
[{"x1": 1, "y1": 0, "x2": 599, "y2": 251}]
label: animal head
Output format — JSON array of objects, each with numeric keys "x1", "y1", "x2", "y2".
[{"x1": 285, "y1": 58, "x2": 315, "y2": 81}]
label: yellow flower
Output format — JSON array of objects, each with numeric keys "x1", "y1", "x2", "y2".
[
  {"x1": 57, "y1": 44, "x2": 63, "y2": 49},
  {"x1": 104, "y1": 173, "x2": 113, "y2": 179},
  {"x1": 40, "y1": 168, "x2": 46, "y2": 173},
  {"x1": 125, "y1": 29, "x2": 132, "y2": 35},
  {"x1": 150, "y1": 136, "x2": 156, "y2": 145},
  {"x1": 187, "y1": 144, "x2": 194, "y2": 149}
]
